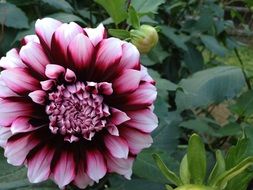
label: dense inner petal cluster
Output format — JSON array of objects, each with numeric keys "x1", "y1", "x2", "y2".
[{"x1": 46, "y1": 81, "x2": 111, "y2": 142}]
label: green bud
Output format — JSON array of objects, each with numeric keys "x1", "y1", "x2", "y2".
[
  {"x1": 174, "y1": 184, "x2": 217, "y2": 190},
  {"x1": 130, "y1": 25, "x2": 158, "y2": 54}
]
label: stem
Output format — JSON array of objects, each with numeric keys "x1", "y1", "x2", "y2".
[
  {"x1": 127, "y1": 0, "x2": 131, "y2": 9},
  {"x1": 234, "y1": 48, "x2": 252, "y2": 90}
]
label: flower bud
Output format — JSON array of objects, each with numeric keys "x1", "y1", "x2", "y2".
[
  {"x1": 130, "y1": 25, "x2": 158, "y2": 54},
  {"x1": 174, "y1": 185, "x2": 217, "y2": 190}
]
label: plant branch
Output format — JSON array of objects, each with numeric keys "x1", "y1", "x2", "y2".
[{"x1": 234, "y1": 48, "x2": 252, "y2": 90}]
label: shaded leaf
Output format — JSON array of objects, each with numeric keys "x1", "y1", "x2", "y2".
[
  {"x1": 208, "y1": 150, "x2": 226, "y2": 186},
  {"x1": 176, "y1": 66, "x2": 245, "y2": 110},
  {"x1": 41, "y1": 0, "x2": 73, "y2": 13},
  {"x1": 200, "y1": 35, "x2": 227, "y2": 56},
  {"x1": 153, "y1": 154, "x2": 183, "y2": 186},
  {"x1": 108, "y1": 29, "x2": 130, "y2": 39},
  {"x1": 94, "y1": 0, "x2": 128, "y2": 25},
  {"x1": 47, "y1": 12, "x2": 86, "y2": 24},
  {"x1": 133, "y1": 149, "x2": 179, "y2": 184},
  {"x1": 128, "y1": 6, "x2": 140, "y2": 29},
  {"x1": 183, "y1": 45, "x2": 204, "y2": 73},
  {"x1": 131, "y1": 0, "x2": 165, "y2": 14},
  {"x1": 0, "y1": 2, "x2": 29, "y2": 29}
]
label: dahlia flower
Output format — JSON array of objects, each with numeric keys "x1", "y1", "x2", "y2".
[{"x1": 0, "y1": 18, "x2": 157, "y2": 189}]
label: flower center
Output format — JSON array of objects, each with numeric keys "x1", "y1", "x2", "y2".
[{"x1": 46, "y1": 81, "x2": 111, "y2": 142}]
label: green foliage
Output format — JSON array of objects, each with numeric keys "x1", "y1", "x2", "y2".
[
  {"x1": 0, "y1": 0, "x2": 253, "y2": 189},
  {"x1": 0, "y1": 2, "x2": 29, "y2": 29},
  {"x1": 94, "y1": 0, "x2": 128, "y2": 25},
  {"x1": 176, "y1": 66, "x2": 245, "y2": 110},
  {"x1": 187, "y1": 134, "x2": 206, "y2": 184},
  {"x1": 41, "y1": 0, "x2": 74, "y2": 13},
  {"x1": 154, "y1": 134, "x2": 253, "y2": 190}
]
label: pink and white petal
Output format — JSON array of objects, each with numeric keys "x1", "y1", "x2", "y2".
[
  {"x1": 104, "y1": 135, "x2": 129, "y2": 159},
  {"x1": 35, "y1": 18, "x2": 62, "y2": 50},
  {"x1": 11, "y1": 117, "x2": 41, "y2": 135},
  {"x1": 52, "y1": 22, "x2": 83, "y2": 64},
  {"x1": 0, "y1": 99, "x2": 35, "y2": 126},
  {"x1": 124, "y1": 82, "x2": 157, "y2": 110},
  {"x1": 84, "y1": 23, "x2": 106, "y2": 46},
  {"x1": 0, "y1": 49, "x2": 26, "y2": 69},
  {"x1": 106, "y1": 154, "x2": 134, "y2": 179},
  {"x1": 68, "y1": 33, "x2": 94, "y2": 72},
  {"x1": 21, "y1": 35, "x2": 40, "y2": 45},
  {"x1": 86, "y1": 149, "x2": 107, "y2": 182},
  {"x1": 140, "y1": 65, "x2": 155, "y2": 84},
  {"x1": 1, "y1": 68, "x2": 40, "y2": 95},
  {"x1": 5, "y1": 133, "x2": 40, "y2": 166},
  {"x1": 73, "y1": 161, "x2": 94, "y2": 189},
  {"x1": 109, "y1": 108, "x2": 130, "y2": 125},
  {"x1": 45, "y1": 64, "x2": 65, "y2": 79},
  {"x1": 120, "y1": 127, "x2": 153, "y2": 155},
  {"x1": 0, "y1": 78, "x2": 18, "y2": 98},
  {"x1": 27, "y1": 145, "x2": 55, "y2": 183},
  {"x1": 98, "y1": 82, "x2": 113, "y2": 95},
  {"x1": 113, "y1": 69, "x2": 141, "y2": 94},
  {"x1": 52, "y1": 150, "x2": 75, "y2": 189},
  {"x1": 64, "y1": 69, "x2": 76, "y2": 82},
  {"x1": 20, "y1": 42, "x2": 50, "y2": 77},
  {"x1": 93, "y1": 38, "x2": 122, "y2": 78},
  {"x1": 118, "y1": 42, "x2": 140, "y2": 71},
  {"x1": 0, "y1": 126, "x2": 12, "y2": 148},
  {"x1": 29, "y1": 90, "x2": 47, "y2": 105},
  {"x1": 125, "y1": 109, "x2": 158, "y2": 133},
  {"x1": 107, "y1": 124, "x2": 119, "y2": 136},
  {"x1": 40, "y1": 80, "x2": 56, "y2": 91}
]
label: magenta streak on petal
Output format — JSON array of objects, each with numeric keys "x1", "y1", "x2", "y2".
[
  {"x1": 27, "y1": 145, "x2": 55, "y2": 183},
  {"x1": 84, "y1": 23, "x2": 106, "y2": 46},
  {"x1": 0, "y1": 48, "x2": 26, "y2": 69},
  {"x1": 0, "y1": 126, "x2": 12, "y2": 148},
  {"x1": 86, "y1": 149, "x2": 107, "y2": 182},
  {"x1": 52, "y1": 150, "x2": 75, "y2": 189},
  {"x1": 46, "y1": 81, "x2": 112, "y2": 142}
]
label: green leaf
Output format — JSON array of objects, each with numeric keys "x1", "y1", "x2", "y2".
[
  {"x1": 133, "y1": 149, "x2": 179, "y2": 183},
  {"x1": 148, "y1": 69, "x2": 178, "y2": 101},
  {"x1": 208, "y1": 150, "x2": 226, "y2": 186},
  {"x1": 47, "y1": 13, "x2": 86, "y2": 24},
  {"x1": 187, "y1": 134, "x2": 206, "y2": 185},
  {"x1": 131, "y1": 0, "x2": 165, "y2": 14},
  {"x1": 108, "y1": 29, "x2": 130, "y2": 39},
  {"x1": 200, "y1": 35, "x2": 227, "y2": 56},
  {"x1": 7, "y1": 0, "x2": 36, "y2": 6},
  {"x1": 183, "y1": 45, "x2": 204, "y2": 73},
  {"x1": 180, "y1": 118, "x2": 217, "y2": 136},
  {"x1": 153, "y1": 153, "x2": 183, "y2": 186},
  {"x1": 175, "y1": 66, "x2": 245, "y2": 110},
  {"x1": 152, "y1": 109, "x2": 181, "y2": 154},
  {"x1": 108, "y1": 175, "x2": 164, "y2": 190},
  {"x1": 213, "y1": 157, "x2": 253, "y2": 189},
  {"x1": 161, "y1": 26, "x2": 188, "y2": 51},
  {"x1": 230, "y1": 90, "x2": 253, "y2": 117},
  {"x1": 166, "y1": 185, "x2": 174, "y2": 190},
  {"x1": 128, "y1": 5, "x2": 140, "y2": 29},
  {"x1": 41, "y1": 0, "x2": 73, "y2": 13},
  {"x1": 94, "y1": 0, "x2": 128, "y2": 25},
  {"x1": 0, "y1": 2, "x2": 29, "y2": 29},
  {"x1": 146, "y1": 43, "x2": 169, "y2": 65},
  {"x1": 179, "y1": 155, "x2": 190, "y2": 184},
  {"x1": 217, "y1": 122, "x2": 242, "y2": 137},
  {"x1": 225, "y1": 138, "x2": 250, "y2": 169}
]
